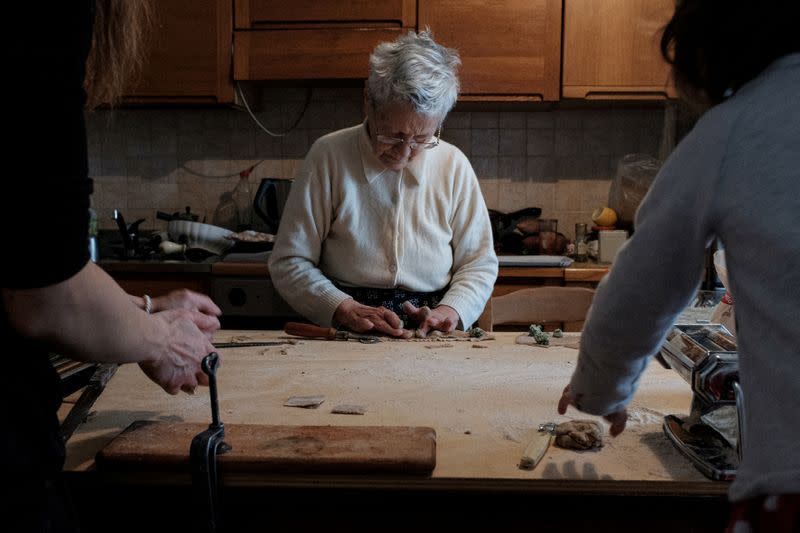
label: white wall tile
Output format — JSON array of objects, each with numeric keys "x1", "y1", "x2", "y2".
[{"x1": 86, "y1": 97, "x2": 666, "y2": 231}]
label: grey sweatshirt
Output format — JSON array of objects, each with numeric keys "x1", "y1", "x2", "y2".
[{"x1": 569, "y1": 53, "x2": 800, "y2": 501}]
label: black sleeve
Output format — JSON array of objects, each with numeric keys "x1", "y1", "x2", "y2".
[{"x1": 2, "y1": 3, "x2": 95, "y2": 289}]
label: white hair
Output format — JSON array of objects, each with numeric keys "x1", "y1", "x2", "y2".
[{"x1": 367, "y1": 29, "x2": 461, "y2": 121}]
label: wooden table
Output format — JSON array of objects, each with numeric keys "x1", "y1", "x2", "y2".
[{"x1": 64, "y1": 331, "x2": 730, "y2": 532}]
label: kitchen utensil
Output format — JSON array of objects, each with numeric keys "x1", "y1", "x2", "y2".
[
  {"x1": 253, "y1": 178, "x2": 293, "y2": 234},
  {"x1": 168, "y1": 220, "x2": 234, "y2": 256},
  {"x1": 159, "y1": 241, "x2": 217, "y2": 262},
  {"x1": 225, "y1": 230, "x2": 274, "y2": 253},
  {"x1": 96, "y1": 422, "x2": 437, "y2": 475},
  {"x1": 157, "y1": 207, "x2": 199, "y2": 222},
  {"x1": 658, "y1": 324, "x2": 740, "y2": 480},
  {"x1": 519, "y1": 422, "x2": 555, "y2": 470},
  {"x1": 158, "y1": 208, "x2": 233, "y2": 255},
  {"x1": 212, "y1": 341, "x2": 287, "y2": 348},
  {"x1": 284, "y1": 322, "x2": 381, "y2": 343},
  {"x1": 189, "y1": 353, "x2": 230, "y2": 532}
]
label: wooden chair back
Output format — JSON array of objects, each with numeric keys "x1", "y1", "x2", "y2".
[{"x1": 477, "y1": 286, "x2": 596, "y2": 332}]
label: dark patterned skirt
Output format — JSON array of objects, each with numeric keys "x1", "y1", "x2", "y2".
[{"x1": 337, "y1": 286, "x2": 447, "y2": 327}]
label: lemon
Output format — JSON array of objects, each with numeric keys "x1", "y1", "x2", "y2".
[{"x1": 592, "y1": 207, "x2": 618, "y2": 227}]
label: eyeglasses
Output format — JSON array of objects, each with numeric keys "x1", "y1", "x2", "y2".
[{"x1": 375, "y1": 127, "x2": 441, "y2": 150}]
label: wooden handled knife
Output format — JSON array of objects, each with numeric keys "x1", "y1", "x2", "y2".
[
  {"x1": 284, "y1": 322, "x2": 338, "y2": 339},
  {"x1": 284, "y1": 322, "x2": 380, "y2": 343}
]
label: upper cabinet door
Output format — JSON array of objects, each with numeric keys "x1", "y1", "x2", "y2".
[
  {"x1": 562, "y1": 0, "x2": 677, "y2": 99},
  {"x1": 235, "y1": 0, "x2": 415, "y2": 27},
  {"x1": 418, "y1": 0, "x2": 562, "y2": 101},
  {"x1": 234, "y1": 0, "x2": 416, "y2": 80},
  {"x1": 124, "y1": 0, "x2": 234, "y2": 104}
]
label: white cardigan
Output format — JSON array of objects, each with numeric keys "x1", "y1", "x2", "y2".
[{"x1": 268, "y1": 122, "x2": 498, "y2": 328}]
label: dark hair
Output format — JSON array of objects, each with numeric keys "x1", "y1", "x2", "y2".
[{"x1": 660, "y1": 0, "x2": 800, "y2": 105}]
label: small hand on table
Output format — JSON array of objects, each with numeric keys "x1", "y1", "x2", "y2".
[
  {"x1": 557, "y1": 385, "x2": 628, "y2": 437},
  {"x1": 333, "y1": 298, "x2": 406, "y2": 337},
  {"x1": 401, "y1": 301, "x2": 459, "y2": 337},
  {"x1": 332, "y1": 299, "x2": 461, "y2": 338}
]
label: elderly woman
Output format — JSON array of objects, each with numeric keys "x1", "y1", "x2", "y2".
[{"x1": 269, "y1": 30, "x2": 498, "y2": 337}]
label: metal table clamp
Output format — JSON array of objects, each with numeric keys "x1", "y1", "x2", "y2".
[{"x1": 190, "y1": 353, "x2": 232, "y2": 533}]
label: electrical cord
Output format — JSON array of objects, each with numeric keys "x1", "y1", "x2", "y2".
[{"x1": 236, "y1": 82, "x2": 313, "y2": 137}]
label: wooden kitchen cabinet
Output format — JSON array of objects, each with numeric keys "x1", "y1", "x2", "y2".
[
  {"x1": 123, "y1": 0, "x2": 234, "y2": 104},
  {"x1": 418, "y1": 0, "x2": 562, "y2": 101},
  {"x1": 562, "y1": 0, "x2": 677, "y2": 99},
  {"x1": 111, "y1": 273, "x2": 211, "y2": 299},
  {"x1": 233, "y1": 0, "x2": 416, "y2": 80}
]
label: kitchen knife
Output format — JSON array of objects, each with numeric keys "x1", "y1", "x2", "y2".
[
  {"x1": 213, "y1": 341, "x2": 287, "y2": 348},
  {"x1": 284, "y1": 322, "x2": 380, "y2": 343}
]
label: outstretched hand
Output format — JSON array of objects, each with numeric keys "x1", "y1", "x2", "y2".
[
  {"x1": 557, "y1": 384, "x2": 628, "y2": 437},
  {"x1": 402, "y1": 301, "x2": 459, "y2": 337},
  {"x1": 333, "y1": 298, "x2": 406, "y2": 337}
]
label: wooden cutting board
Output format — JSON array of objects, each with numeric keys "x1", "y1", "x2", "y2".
[{"x1": 96, "y1": 421, "x2": 436, "y2": 475}]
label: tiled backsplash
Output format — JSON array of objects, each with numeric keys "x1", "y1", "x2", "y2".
[{"x1": 88, "y1": 88, "x2": 668, "y2": 240}]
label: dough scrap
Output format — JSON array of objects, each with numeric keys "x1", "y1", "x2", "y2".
[
  {"x1": 554, "y1": 420, "x2": 604, "y2": 450},
  {"x1": 283, "y1": 395, "x2": 325, "y2": 408},
  {"x1": 515, "y1": 334, "x2": 580, "y2": 349},
  {"x1": 331, "y1": 404, "x2": 366, "y2": 415}
]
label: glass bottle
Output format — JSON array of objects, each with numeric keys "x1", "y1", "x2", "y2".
[
  {"x1": 575, "y1": 223, "x2": 588, "y2": 262},
  {"x1": 87, "y1": 200, "x2": 99, "y2": 262},
  {"x1": 232, "y1": 170, "x2": 253, "y2": 230}
]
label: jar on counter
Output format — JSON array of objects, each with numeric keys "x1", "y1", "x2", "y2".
[{"x1": 574, "y1": 223, "x2": 588, "y2": 262}]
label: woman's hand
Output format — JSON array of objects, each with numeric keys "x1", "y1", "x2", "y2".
[
  {"x1": 152, "y1": 289, "x2": 221, "y2": 316},
  {"x1": 138, "y1": 308, "x2": 218, "y2": 395},
  {"x1": 333, "y1": 298, "x2": 406, "y2": 337},
  {"x1": 557, "y1": 385, "x2": 628, "y2": 437},
  {"x1": 151, "y1": 289, "x2": 221, "y2": 339},
  {"x1": 402, "y1": 301, "x2": 459, "y2": 337}
]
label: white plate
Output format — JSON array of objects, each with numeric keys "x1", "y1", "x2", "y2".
[{"x1": 497, "y1": 255, "x2": 574, "y2": 267}]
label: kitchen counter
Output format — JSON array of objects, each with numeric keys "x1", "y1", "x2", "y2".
[
  {"x1": 63, "y1": 330, "x2": 729, "y2": 532},
  {"x1": 99, "y1": 258, "x2": 608, "y2": 281},
  {"x1": 98, "y1": 258, "x2": 215, "y2": 274}
]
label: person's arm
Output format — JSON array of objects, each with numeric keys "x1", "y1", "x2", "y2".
[
  {"x1": 3, "y1": 262, "x2": 217, "y2": 395},
  {"x1": 560, "y1": 115, "x2": 728, "y2": 424},
  {"x1": 268, "y1": 159, "x2": 353, "y2": 326},
  {"x1": 433, "y1": 163, "x2": 499, "y2": 330}
]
